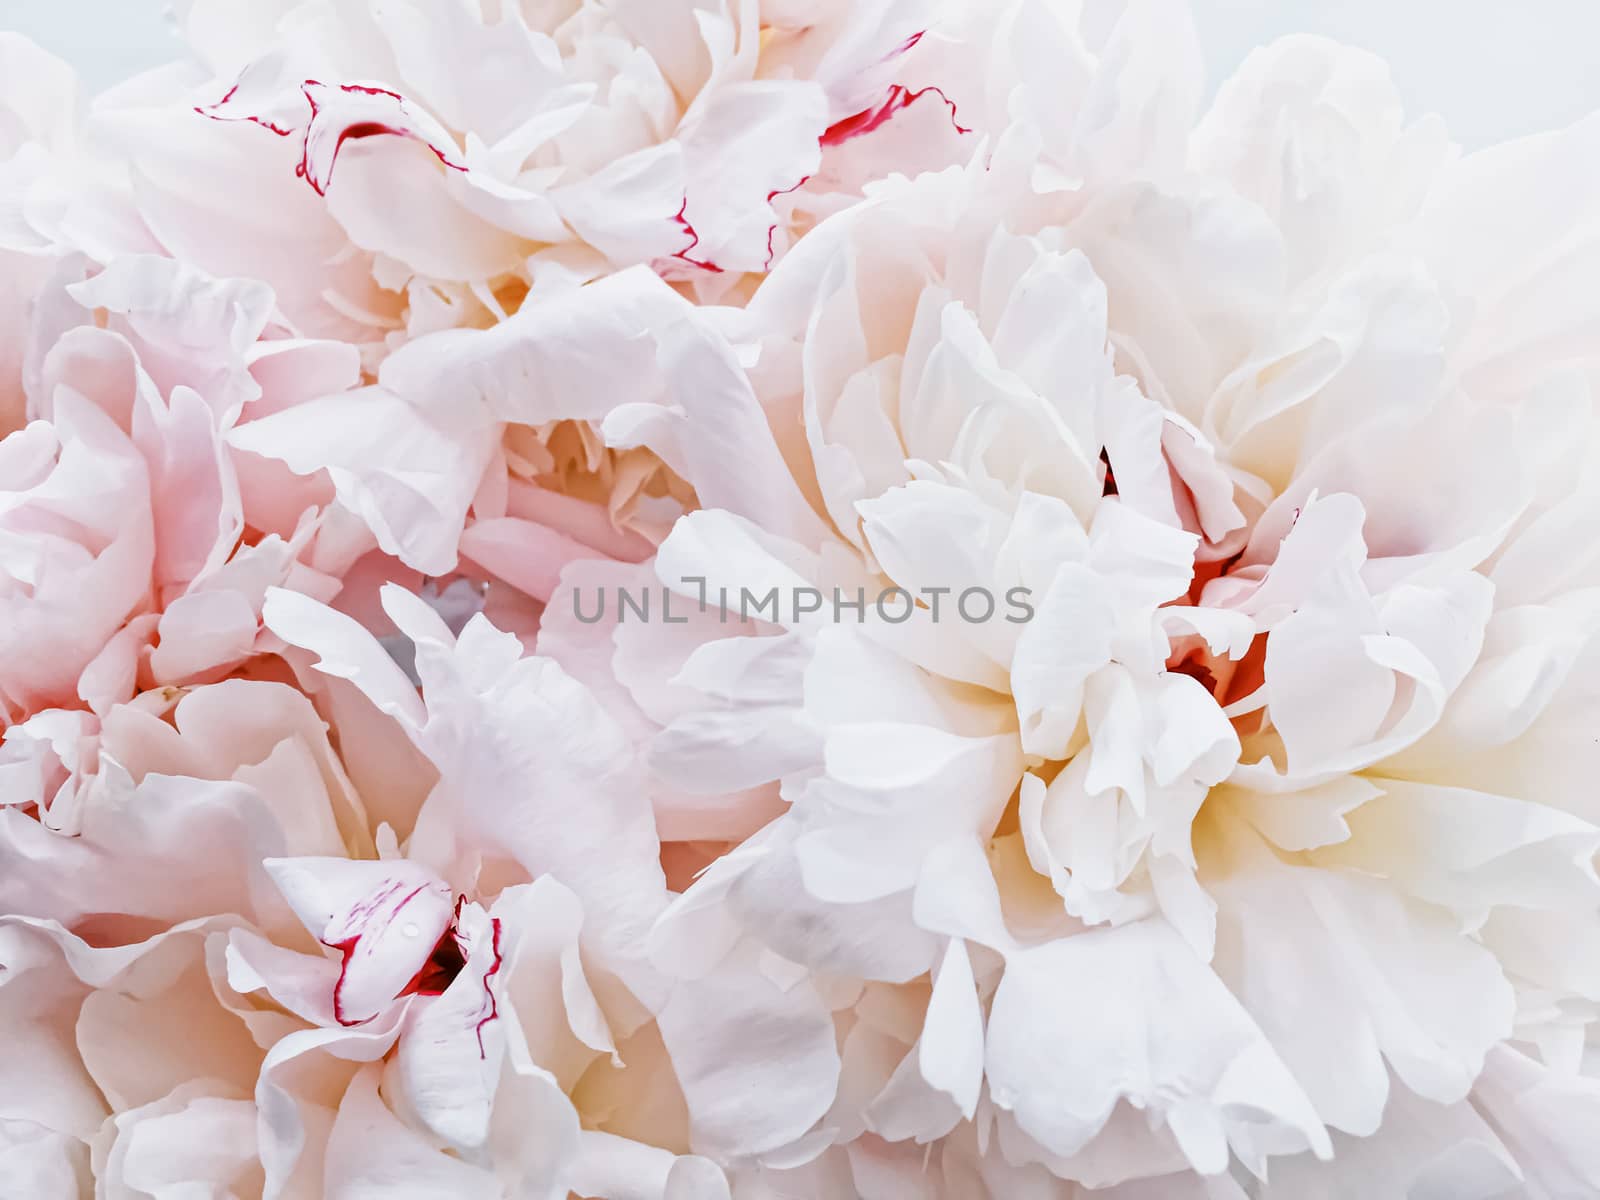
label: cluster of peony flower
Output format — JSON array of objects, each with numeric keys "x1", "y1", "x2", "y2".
[{"x1": 4, "y1": 0, "x2": 1600, "y2": 1196}]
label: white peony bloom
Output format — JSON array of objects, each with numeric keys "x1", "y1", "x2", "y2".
[{"x1": 535, "y1": 12, "x2": 1600, "y2": 1195}]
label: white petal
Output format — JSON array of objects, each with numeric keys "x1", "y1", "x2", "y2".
[{"x1": 262, "y1": 856, "x2": 452, "y2": 1026}]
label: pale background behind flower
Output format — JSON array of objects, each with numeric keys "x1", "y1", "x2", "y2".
[{"x1": 4, "y1": 0, "x2": 1598, "y2": 147}]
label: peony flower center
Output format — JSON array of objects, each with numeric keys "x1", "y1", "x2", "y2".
[{"x1": 404, "y1": 924, "x2": 468, "y2": 997}]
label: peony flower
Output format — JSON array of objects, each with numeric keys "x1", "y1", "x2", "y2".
[
  {"x1": 0, "y1": 586, "x2": 723, "y2": 1197},
  {"x1": 109, "y1": 0, "x2": 995, "y2": 649},
  {"x1": 534, "y1": 12, "x2": 1600, "y2": 1195},
  {"x1": 168, "y1": 0, "x2": 1022, "y2": 630},
  {"x1": 0, "y1": 249, "x2": 380, "y2": 726},
  {"x1": 97, "y1": 0, "x2": 978, "y2": 358},
  {"x1": 4, "y1": 1, "x2": 1600, "y2": 1196},
  {"x1": 0, "y1": 677, "x2": 374, "y2": 1195}
]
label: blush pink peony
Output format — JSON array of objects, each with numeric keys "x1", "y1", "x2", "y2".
[{"x1": 4, "y1": 2, "x2": 1600, "y2": 1198}]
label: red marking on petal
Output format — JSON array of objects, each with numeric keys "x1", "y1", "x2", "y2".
[
  {"x1": 323, "y1": 934, "x2": 364, "y2": 1026},
  {"x1": 821, "y1": 84, "x2": 970, "y2": 147},
  {"x1": 670, "y1": 198, "x2": 724, "y2": 274},
  {"x1": 321, "y1": 876, "x2": 444, "y2": 1030},
  {"x1": 473, "y1": 917, "x2": 504, "y2": 1058},
  {"x1": 297, "y1": 80, "x2": 468, "y2": 197},
  {"x1": 322, "y1": 881, "x2": 431, "y2": 1027},
  {"x1": 762, "y1": 174, "x2": 812, "y2": 270},
  {"x1": 194, "y1": 82, "x2": 296, "y2": 138},
  {"x1": 392, "y1": 898, "x2": 501, "y2": 1058},
  {"x1": 338, "y1": 82, "x2": 403, "y2": 101},
  {"x1": 889, "y1": 30, "x2": 925, "y2": 58}
]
